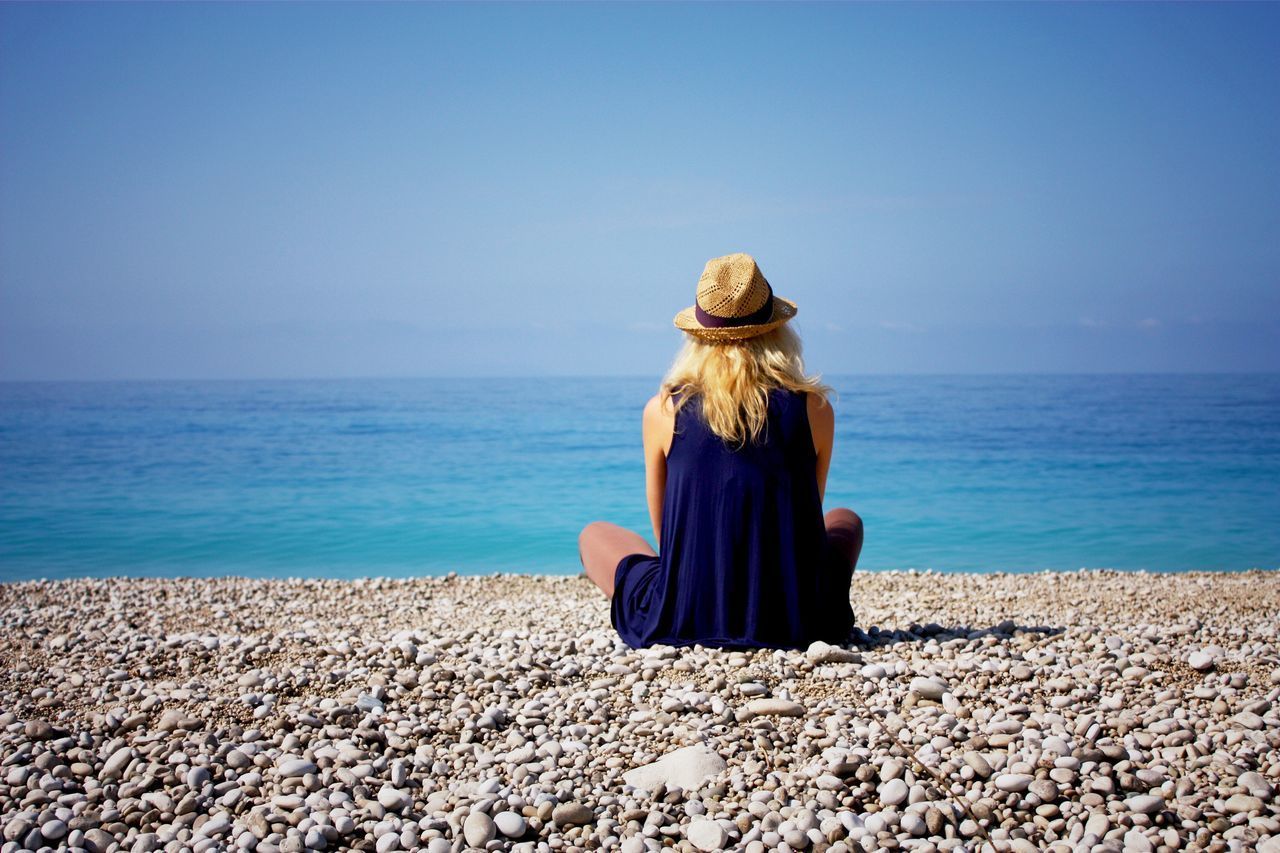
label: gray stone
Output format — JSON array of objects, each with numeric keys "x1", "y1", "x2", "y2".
[
  {"x1": 377, "y1": 786, "x2": 410, "y2": 811},
  {"x1": 1225, "y1": 794, "x2": 1263, "y2": 814},
  {"x1": 277, "y1": 758, "x2": 317, "y2": 777},
  {"x1": 463, "y1": 811, "x2": 496, "y2": 847},
  {"x1": 738, "y1": 698, "x2": 805, "y2": 719},
  {"x1": 687, "y1": 819, "x2": 727, "y2": 851},
  {"x1": 102, "y1": 746, "x2": 134, "y2": 781},
  {"x1": 1126, "y1": 795, "x2": 1164, "y2": 815},
  {"x1": 494, "y1": 811, "x2": 527, "y2": 837},
  {"x1": 963, "y1": 751, "x2": 993, "y2": 778},
  {"x1": 994, "y1": 773, "x2": 1034, "y2": 793},
  {"x1": 879, "y1": 778, "x2": 908, "y2": 806},
  {"x1": 622, "y1": 744, "x2": 727, "y2": 793},
  {"x1": 552, "y1": 802, "x2": 593, "y2": 825},
  {"x1": 1030, "y1": 779, "x2": 1059, "y2": 801},
  {"x1": 806, "y1": 640, "x2": 859, "y2": 664},
  {"x1": 909, "y1": 677, "x2": 947, "y2": 701},
  {"x1": 1239, "y1": 771, "x2": 1273, "y2": 800},
  {"x1": 1187, "y1": 651, "x2": 1216, "y2": 671}
]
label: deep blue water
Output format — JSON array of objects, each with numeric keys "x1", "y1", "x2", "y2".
[{"x1": 0, "y1": 374, "x2": 1277, "y2": 580}]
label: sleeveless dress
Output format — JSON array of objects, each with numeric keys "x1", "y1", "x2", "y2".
[{"x1": 610, "y1": 387, "x2": 856, "y2": 650}]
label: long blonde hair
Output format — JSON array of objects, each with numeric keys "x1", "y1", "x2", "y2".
[{"x1": 659, "y1": 323, "x2": 836, "y2": 449}]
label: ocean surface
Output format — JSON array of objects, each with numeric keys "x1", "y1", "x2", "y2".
[{"x1": 1, "y1": 374, "x2": 1277, "y2": 580}]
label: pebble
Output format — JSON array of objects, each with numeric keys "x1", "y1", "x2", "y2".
[
  {"x1": 1225, "y1": 793, "x2": 1264, "y2": 814},
  {"x1": 1029, "y1": 778, "x2": 1059, "y2": 801},
  {"x1": 622, "y1": 743, "x2": 727, "y2": 792},
  {"x1": 276, "y1": 757, "x2": 317, "y2": 777},
  {"x1": 806, "y1": 640, "x2": 859, "y2": 663},
  {"x1": 376, "y1": 786, "x2": 410, "y2": 811},
  {"x1": 1126, "y1": 795, "x2": 1164, "y2": 814},
  {"x1": 1239, "y1": 771, "x2": 1273, "y2": 800},
  {"x1": 909, "y1": 676, "x2": 948, "y2": 701},
  {"x1": 687, "y1": 818, "x2": 728, "y2": 851},
  {"x1": 1188, "y1": 651, "x2": 1216, "y2": 671},
  {"x1": 994, "y1": 773, "x2": 1034, "y2": 793},
  {"x1": 739, "y1": 697, "x2": 805, "y2": 718},
  {"x1": 463, "y1": 811, "x2": 496, "y2": 847},
  {"x1": 494, "y1": 810, "x2": 527, "y2": 837},
  {"x1": 879, "y1": 777, "x2": 909, "y2": 806},
  {"x1": 551, "y1": 802, "x2": 593, "y2": 825},
  {"x1": 963, "y1": 751, "x2": 992, "y2": 778}
]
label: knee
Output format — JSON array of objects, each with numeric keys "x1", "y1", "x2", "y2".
[
  {"x1": 826, "y1": 507, "x2": 863, "y2": 534},
  {"x1": 578, "y1": 520, "x2": 611, "y2": 548}
]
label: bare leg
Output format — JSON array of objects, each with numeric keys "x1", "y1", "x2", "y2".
[
  {"x1": 578, "y1": 521, "x2": 657, "y2": 599},
  {"x1": 825, "y1": 508, "x2": 864, "y2": 571}
]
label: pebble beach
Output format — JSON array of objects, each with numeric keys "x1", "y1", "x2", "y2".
[{"x1": 1, "y1": 569, "x2": 1278, "y2": 853}]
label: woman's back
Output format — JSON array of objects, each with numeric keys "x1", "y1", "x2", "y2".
[{"x1": 611, "y1": 386, "x2": 855, "y2": 649}]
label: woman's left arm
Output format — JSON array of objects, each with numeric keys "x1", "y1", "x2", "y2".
[{"x1": 641, "y1": 395, "x2": 669, "y2": 549}]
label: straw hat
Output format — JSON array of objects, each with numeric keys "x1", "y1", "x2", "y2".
[{"x1": 673, "y1": 253, "x2": 798, "y2": 342}]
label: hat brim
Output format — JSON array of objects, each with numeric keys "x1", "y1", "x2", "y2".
[{"x1": 672, "y1": 296, "x2": 798, "y2": 341}]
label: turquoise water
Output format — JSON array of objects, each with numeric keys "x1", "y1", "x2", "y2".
[{"x1": 0, "y1": 374, "x2": 1276, "y2": 580}]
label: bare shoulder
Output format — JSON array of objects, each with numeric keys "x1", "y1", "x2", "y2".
[
  {"x1": 806, "y1": 390, "x2": 835, "y2": 428},
  {"x1": 643, "y1": 392, "x2": 677, "y2": 455},
  {"x1": 644, "y1": 392, "x2": 677, "y2": 421}
]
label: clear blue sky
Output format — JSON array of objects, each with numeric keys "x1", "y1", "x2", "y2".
[{"x1": 2, "y1": 1, "x2": 1277, "y2": 380}]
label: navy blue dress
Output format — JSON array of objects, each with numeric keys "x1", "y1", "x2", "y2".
[{"x1": 611, "y1": 387, "x2": 855, "y2": 650}]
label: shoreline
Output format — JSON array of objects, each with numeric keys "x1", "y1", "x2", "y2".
[{"x1": 1, "y1": 570, "x2": 1278, "y2": 851}]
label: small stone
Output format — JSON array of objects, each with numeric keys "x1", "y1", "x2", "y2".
[
  {"x1": 1238, "y1": 771, "x2": 1273, "y2": 800},
  {"x1": 463, "y1": 811, "x2": 496, "y2": 847},
  {"x1": 83, "y1": 828, "x2": 114, "y2": 853},
  {"x1": 739, "y1": 698, "x2": 805, "y2": 719},
  {"x1": 622, "y1": 744, "x2": 727, "y2": 792},
  {"x1": 963, "y1": 751, "x2": 992, "y2": 778},
  {"x1": 102, "y1": 746, "x2": 134, "y2": 781},
  {"x1": 494, "y1": 811, "x2": 526, "y2": 837},
  {"x1": 277, "y1": 758, "x2": 317, "y2": 777},
  {"x1": 994, "y1": 773, "x2": 1034, "y2": 793},
  {"x1": 1124, "y1": 827, "x2": 1154, "y2": 852},
  {"x1": 900, "y1": 813, "x2": 926, "y2": 836},
  {"x1": 687, "y1": 819, "x2": 727, "y2": 851},
  {"x1": 1224, "y1": 793, "x2": 1263, "y2": 814},
  {"x1": 1030, "y1": 779, "x2": 1059, "y2": 801},
  {"x1": 552, "y1": 802, "x2": 593, "y2": 825},
  {"x1": 1233, "y1": 711, "x2": 1264, "y2": 730},
  {"x1": 879, "y1": 778, "x2": 909, "y2": 806},
  {"x1": 816, "y1": 774, "x2": 844, "y2": 791},
  {"x1": 1187, "y1": 651, "x2": 1216, "y2": 671},
  {"x1": 806, "y1": 640, "x2": 859, "y2": 664},
  {"x1": 377, "y1": 786, "x2": 410, "y2": 811},
  {"x1": 909, "y1": 677, "x2": 947, "y2": 701},
  {"x1": 25, "y1": 720, "x2": 53, "y2": 740},
  {"x1": 1126, "y1": 795, "x2": 1164, "y2": 814}
]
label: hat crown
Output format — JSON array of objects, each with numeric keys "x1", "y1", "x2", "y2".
[{"x1": 697, "y1": 253, "x2": 772, "y2": 319}]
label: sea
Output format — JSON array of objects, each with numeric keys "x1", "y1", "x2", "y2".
[{"x1": 1, "y1": 374, "x2": 1277, "y2": 581}]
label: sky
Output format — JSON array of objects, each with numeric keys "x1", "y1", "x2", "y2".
[{"x1": 1, "y1": 1, "x2": 1277, "y2": 380}]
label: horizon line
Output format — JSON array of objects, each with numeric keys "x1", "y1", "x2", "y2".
[{"x1": 2, "y1": 369, "x2": 1279, "y2": 385}]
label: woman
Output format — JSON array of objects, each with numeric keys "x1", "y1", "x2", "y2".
[{"x1": 578, "y1": 253, "x2": 864, "y2": 651}]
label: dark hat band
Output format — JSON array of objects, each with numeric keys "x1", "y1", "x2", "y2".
[{"x1": 694, "y1": 288, "x2": 774, "y2": 328}]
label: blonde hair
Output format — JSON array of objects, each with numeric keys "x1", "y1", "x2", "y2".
[{"x1": 659, "y1": 323, "x2": 837, "y2": 449}]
